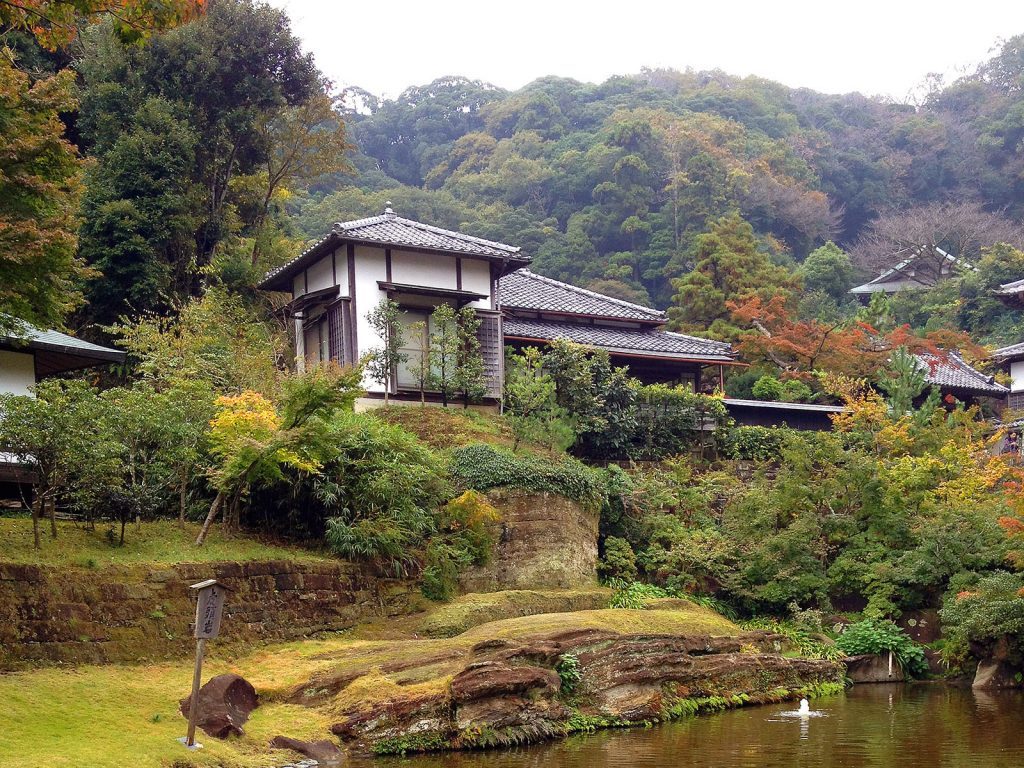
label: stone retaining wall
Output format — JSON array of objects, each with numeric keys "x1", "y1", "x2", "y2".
[{"x1": 0, "y1": 559, "x2": 418, "y2": 670}]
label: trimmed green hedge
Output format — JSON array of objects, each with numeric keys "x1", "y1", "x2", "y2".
[{"x1": 447, "y1": 444, "x2": 603, "y2": 509}]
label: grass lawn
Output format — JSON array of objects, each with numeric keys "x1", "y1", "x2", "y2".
[
  {"x1": 0, "y1": 518, "x2": 332, "y2": 568},
  {"x1": 372, "y1": 404, "x2": 516, "y2": 450},
  {"x1": 0, "y1": 601, "x2": 742, "y2": 767}
]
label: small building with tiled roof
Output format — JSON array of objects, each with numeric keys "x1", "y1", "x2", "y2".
[
  {"x1": 850, "y1": 247, "x2": 969, "y2": 299},
  {"x1": 1, "y1": 323, "x2": 125, "y2": 397},
  {"x1": 915, "y1": 351, "x2": 1008, "y2": 404},
  {"x1": 993, "y1": 277, "x2": 1024, "y2": 310},
  {"x1": 260, "y1": 206, "x2": 735, "y2": 402},
  {"x1": 1, "y1": 322, "x2": 126, "y2": 484},
  {"x1": 991, "y1": 342, "x2": 1024, "y2": 411}
]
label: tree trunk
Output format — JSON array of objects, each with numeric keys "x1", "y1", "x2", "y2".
[
  {"x1": 31, "y1": 496, "x2": 41, "y2": 550},
  {"x1": 48, "y1": 497, "x2": 57, "y2": 538},
  {"x1": 179, "y1": 470, "x2": 187, "y2": 530},
  {"x1": 195, "y1": 490, "x2": 224, "y2": 546}
]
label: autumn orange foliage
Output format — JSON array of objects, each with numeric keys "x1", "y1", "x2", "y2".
[
  {"x1": 729, "y1": 295, "x2": 988, "y2": 381},
  {"x1": 2, "y1": 0, "x2": 206, "y2": 49}
]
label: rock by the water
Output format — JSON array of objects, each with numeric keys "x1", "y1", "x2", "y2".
[
  {"x1": 271, "y1": 735, "x2": 344, "y2": 764},
  {"x1": 179, "y1": 673, "x2": 258, "y2": 738},
  {"x1": 973, "y1": 659, "x2": 1023, "y2": 689},
  {"x1": 327, "y1": 628, "x2": 842, "y2": 754},
  {"x1": 844, "y1": 653, "x2": 905, "y2": 683}
]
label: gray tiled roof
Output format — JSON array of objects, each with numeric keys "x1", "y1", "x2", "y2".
[
  {"x1": 261, "y1": 207, "x2": 527, "y2": 290},
  {"x1": 336, "y1": 212, "x2": 521, "y2": 258},
  {"x1": 2, "y1": 323, "x2": 123, "y2": 360},
  {"x1": 500, "y1": 269, "x2": 665, "y2": 322},
  {"x1": 916, "y1": 351, "x2": 1007, "y2": 395},
  {"x1": 503, "y1": 317, "x2": 734, "y2": 363},
  {"x1": 850, "y1": 246, "x2": 967, "y2": 295},
  {"x1": 993, "y1": 341, "x2": 1024, "y2": 361},
  {"x1": 994, "y1": 277, "x2": 1024, "y2": 296}
]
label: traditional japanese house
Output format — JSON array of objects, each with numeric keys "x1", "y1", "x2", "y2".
[
  {"x1": 915, "y1": 350, "x2": 1007, "y2": 411},
  {"x1": 259, "y1": 206, "x2": 529, "y2": 403},
  {"x1": 259, "y1": 207, "x2": 737, "y2": 405}
]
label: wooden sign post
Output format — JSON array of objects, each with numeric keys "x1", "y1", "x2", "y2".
[{"x1": 182, "y1": 579, "x2": 229, "y2": 749}]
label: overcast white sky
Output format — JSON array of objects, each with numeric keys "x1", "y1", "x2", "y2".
[{"x1": 272, "y1": 0, "x2": 1021, "y2": 101}]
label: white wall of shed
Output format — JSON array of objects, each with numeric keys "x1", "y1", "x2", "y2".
[{"x1": 0, "y1": 350, "x2": 35, "y2": 397}]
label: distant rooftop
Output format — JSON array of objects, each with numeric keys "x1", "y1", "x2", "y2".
[
  {"x1": 993, "y1": 341, "x2": 1024, "y2": 363},
  {"x1": 260, "y1": 205, "x2": 529, "y2": 290},
  {"x1": 850, "y1": 246, "x2": 969, "y2": 295}
]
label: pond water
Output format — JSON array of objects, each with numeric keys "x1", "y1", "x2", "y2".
[{"x1": 362, "y1": 684, "x2": 1024, "y2": 768}]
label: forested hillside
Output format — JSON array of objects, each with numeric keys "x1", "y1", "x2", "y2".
[
  {"x1": 283, "y1": 40, "x2": 1024, "y2": 319},
  {"x1": 5, "y1": 2, "x2": 1024, "y2": 374}
]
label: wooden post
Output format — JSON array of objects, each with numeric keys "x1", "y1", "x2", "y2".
[
  {"x1": 185, "y1": 638, "x2": 207, "y2": 747},
  {"x1": 180, "y1": 579, "x2": 229, "y2": 750}
]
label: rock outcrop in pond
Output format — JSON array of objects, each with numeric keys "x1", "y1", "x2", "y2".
[{"x1": 294, "y1": 622, "x2": 843, "y2": 755}]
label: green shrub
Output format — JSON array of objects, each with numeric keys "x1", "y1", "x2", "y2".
[
  {"x1": 752, "y1": 375, "x2": 785, "y2": 401},
  {"x1": 555, "y1": 653, "x2": 583, "y2": 694},
  {"x1": 781, "y1": 379, "x2": 813, "y2": 403},
  {"x1": 447, "y1": 443, "x2": 603, "y2": 509},
  {"x1": 630, "y1": 384, "x2": 730, "y2": 460},
  {"x1": 598, "y1": 536, "x2": 637, "y2": 581},
  {"x1": 608, "y1": 579, "x2": 669, "y2": 609},
  {"x1": 940, "y1": 571, "x2": 1024, "y2": 665},
  {"x1": 421, "y1": 491, "x2": 501, "y2": 601},
  {"x1": 835, "y1": 619, "x2": 929, "y2": 677},
  {"x1": 724, "y1": 426, "x2": 788, "y2": 461}
]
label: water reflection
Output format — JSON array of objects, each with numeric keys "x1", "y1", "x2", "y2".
[{"x1": 357, "y1": 685, "x2": 1024, "y2": 768}]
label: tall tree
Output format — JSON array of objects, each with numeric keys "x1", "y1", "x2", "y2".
[
  {"x1": 0, "y1": 0, "x2": 204, "y2": 50},
  {"x1": 0, "y1": 58, "x2": 86, "y2": 332},
  {"x1": 76, "y1": 0, "x2": 325, "y2": 322},
  {"x1": 250, "y1": 92, "x2": 353, "y2": 264},
  {"x1": 668, "y1": 213, "x2": 799, "y2": 338}
]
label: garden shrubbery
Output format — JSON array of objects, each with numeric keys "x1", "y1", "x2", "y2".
[{"x1": 447, "y1": 443, "x2": 604, "y2": 509}]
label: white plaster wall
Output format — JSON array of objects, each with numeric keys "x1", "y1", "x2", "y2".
[
  {"x1": 292, "y1": 274, "x2": 305, "y2": 297},
  {"x1": 461, "y1": 259, "x2": 492, "y2": 309},
  {"x1": 354, "y1": 245, "x2": 388, "y2": 391},
  {"x1": 391, "y1": 250, "x2": 457, "y2": 290},
  {"x1": 0, "y1": 350, "x2": 36, "y2": 396},
  {"x1": 1011, "y1": 360, "x2": 1024, "y2": 392},
  {"x1": 306, "y1": 252, "x2": 337, "y2": 293}
]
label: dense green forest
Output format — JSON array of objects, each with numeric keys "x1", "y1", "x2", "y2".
[
  {"x1": 296, "y1": 42, "x2": 1024, "y2": 314},
  {"x1": 5, "y1": 1, "x2": 1024, "y2": 360}
]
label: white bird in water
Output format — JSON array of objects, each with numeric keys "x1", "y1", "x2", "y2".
[{"x1": 798, "y1": 698, "x2": 810, "y2": 715}]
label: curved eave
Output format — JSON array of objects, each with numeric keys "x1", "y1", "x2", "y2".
[
  {"x1": 260, "y1": 233, "x2": 530, "y2": 292},
  {"x1": 502, "y1": 333, "x2": 738, "y2": 365}
]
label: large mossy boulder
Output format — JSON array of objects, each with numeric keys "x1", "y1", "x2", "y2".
[{"x1": 459, "y1": 489, "x2": 599, "y2": 592}]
